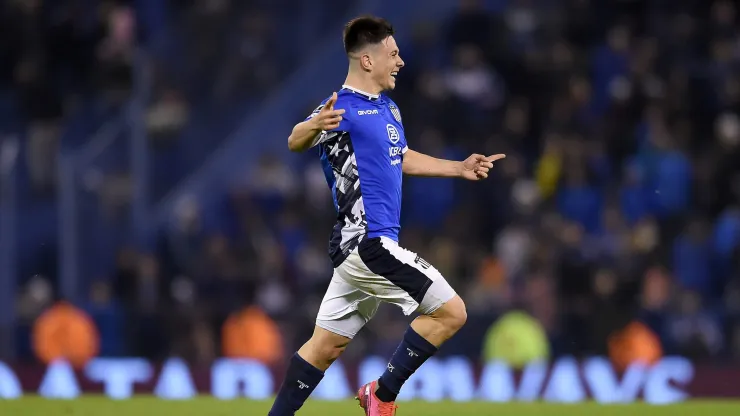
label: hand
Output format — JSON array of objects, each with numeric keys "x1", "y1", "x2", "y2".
[
  {"x1": 460, "y1": 153, "x2": 506, "y2": 180},
  {"x1": 311, "y1": 92, "x2": 346, "y2": 131}
]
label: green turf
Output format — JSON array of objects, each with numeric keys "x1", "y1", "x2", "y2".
[{"x1": 1, "y1": 397, "x2": 740, "y2": 416}]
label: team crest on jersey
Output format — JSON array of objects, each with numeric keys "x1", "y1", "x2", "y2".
[{"x1": 389, "y1": 103, "x2": 402, "y2": 123}]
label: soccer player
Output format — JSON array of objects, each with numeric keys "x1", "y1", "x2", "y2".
[{"x1": 268, "y1": 16, "x2": 505, "y2": 416}]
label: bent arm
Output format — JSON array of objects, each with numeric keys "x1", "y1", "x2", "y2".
[
  {"x1": 402, "y1": 149, "x2": 462, "y2": 178},
  {"x1": 288, "y1": 119, "x2": 322, "y2": 152}
]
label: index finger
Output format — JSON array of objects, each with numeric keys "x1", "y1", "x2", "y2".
[
  {"x1": 484, "y1": 154, "x2": 506, "y2": 162},
  {"x1": 324, "y1": 92, "x2": 338, "y2": 110}
]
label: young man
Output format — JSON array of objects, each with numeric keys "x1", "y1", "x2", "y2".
[{"x1": 268, "y1": 15, "x2": 505, "y2": 416}]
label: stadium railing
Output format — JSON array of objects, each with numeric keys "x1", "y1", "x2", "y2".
[
  {"x1": 0, "y1": 135, "x2": 19, "y2": 358},
  {"x1": 56, "y1": 51, "x2": 150, "y2": 304}
]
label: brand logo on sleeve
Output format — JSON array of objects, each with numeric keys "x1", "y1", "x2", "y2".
[{"x1": 415, "y1": 255, "x2": 431, "y2": 269}]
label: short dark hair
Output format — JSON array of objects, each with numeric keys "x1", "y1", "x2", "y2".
[{"x1": 343, "y1": 16, "x2": 394, "y2": 55}]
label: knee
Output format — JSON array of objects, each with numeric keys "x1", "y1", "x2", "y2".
[
  {"x1": 435, "y1": 296, "x2": 467, "y2": 333},
  {"x1": 448, "y1": 298, "x2": 468, "y2": 331}
]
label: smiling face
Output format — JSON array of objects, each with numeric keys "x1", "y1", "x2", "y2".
[{"x1": 367, "y1": 35, "x2": 404, "y2": 91}]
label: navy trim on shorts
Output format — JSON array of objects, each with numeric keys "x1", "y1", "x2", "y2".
[{"x1": 357, "y1": 237, "x2": 433, "y2": 303}]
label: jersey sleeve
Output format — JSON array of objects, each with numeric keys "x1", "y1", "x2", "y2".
[
  {"x1": 303, "y1": 95, "x2": 352, "y2": 147},
  {"x1": 304, "y1": 102, "x2": 327, "y2": 122}
]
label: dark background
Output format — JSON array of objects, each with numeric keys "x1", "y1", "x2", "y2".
[{"x1": 0, "y1": 0, "x2": 739, "y2": 366}]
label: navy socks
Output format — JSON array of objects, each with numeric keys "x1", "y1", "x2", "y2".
[
  {"x1": 269, "y1": 328, "x2": 438, "y2": 413},
  {"x1": 376, "y1": 327, "x2": 438, "y2": 402},
  {"x1": 268, "y1": 353, "x2": 324, "y2": 416}
]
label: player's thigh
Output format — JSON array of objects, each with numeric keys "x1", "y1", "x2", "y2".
[
  {"x1": 316, "y1": 271, "x2": 380, "y2": 339},
  {"x1": 348, "y1": 236, "x2": 457, "y2": 316}
]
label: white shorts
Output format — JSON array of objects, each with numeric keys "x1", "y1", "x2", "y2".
[{"x1": 316, "y1": 236, "x2": 457, "y2": 339}]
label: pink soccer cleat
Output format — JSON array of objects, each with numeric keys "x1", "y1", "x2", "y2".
[{"x1": 356, "y1": 380, "x2": 398, "y2": 416}]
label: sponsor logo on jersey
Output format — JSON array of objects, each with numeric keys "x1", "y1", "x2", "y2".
[
  {"x1": 357, "y1": 109, "x2": 379, "y2": 115},
  {"x1": 386, "y1": 124, "x2": 400, "y2": 144}
]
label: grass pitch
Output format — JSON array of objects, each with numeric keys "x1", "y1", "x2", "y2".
[{"x1": 1, "y1": 397, "x2": 740, "y2": 415}]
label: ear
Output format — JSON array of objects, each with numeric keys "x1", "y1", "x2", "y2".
[{"x1": 360, "y1": 53, "x2": 373, "y2": 71}]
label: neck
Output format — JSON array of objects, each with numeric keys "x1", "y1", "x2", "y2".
[{"x1": 344, "y1": 71, "x2": 382, "y2": 95}]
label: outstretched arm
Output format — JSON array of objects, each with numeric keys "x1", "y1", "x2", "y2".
[
  {"x1": 287, "y1": 119, "x2": 324, "y2": 152},
  {"x1": 402, "y1": 150, "x2": 463, "y2": 177},
  {"x1": 403, "y1": 149, "x2": 506, "y2": 180}
]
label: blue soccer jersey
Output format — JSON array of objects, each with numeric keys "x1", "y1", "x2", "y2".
[{"x1": 305, "y1": 85, "x2": 407, "y2": 267}]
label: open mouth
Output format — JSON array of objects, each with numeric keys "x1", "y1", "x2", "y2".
[{"x1": 390, "y1": 71, "x2": 398, "y2": 79}]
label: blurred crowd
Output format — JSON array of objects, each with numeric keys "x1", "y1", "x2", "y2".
[
  {"x1": 0, "y1": 0, "x2": 136, "y2": 195},
  {"x1": 6, "y1": 0, "x2": 740, "y2": 368}
]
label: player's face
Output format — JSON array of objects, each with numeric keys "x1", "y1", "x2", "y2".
[{"x1": 371, "y1": 36, "x2": 404, "y2": 91}]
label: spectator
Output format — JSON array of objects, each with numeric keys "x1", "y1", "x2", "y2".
[
  {"x1": 482, "y1": 310, "x2": 550, "y2": 369},
  {"x1": 673, "y1": 220, "x2": 713, "y2": 297},
  {"x1": 32, "y1": 301, "x2": 99, "y2": 369},
  {"x1": 667, "y1": 291, "x2": 724, "y2": 360},
  {"x1": 84, "y1": 281, "x2": 124, "y2": 357},
  {"x1": 95, "y1": 3, "x2": 135, "y2": 104},
  {"x1": 535, "y1": 134, "x2": 563, "y2": 199},
  {"x1": 147, "y1": 87, "x2": 189, "y2": 146},
  {"x1": 222, "y1": 305, "x2": 284, "y2": 365},
  {"x1": 608, "y1": 321, "x2": 662, "y2": 372},
  {"x1": 444, "y1": 45, "x2": 504, "y2": 113},
  {"x1": 15, "y1": 55, "x2": 63, "y2": 194},
  {"x1": 557, "y1": 165, "x2": 603, "y2": 234},
  {"x1": 447, "y1": 0, "x2": 495, "y2": 51}
]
